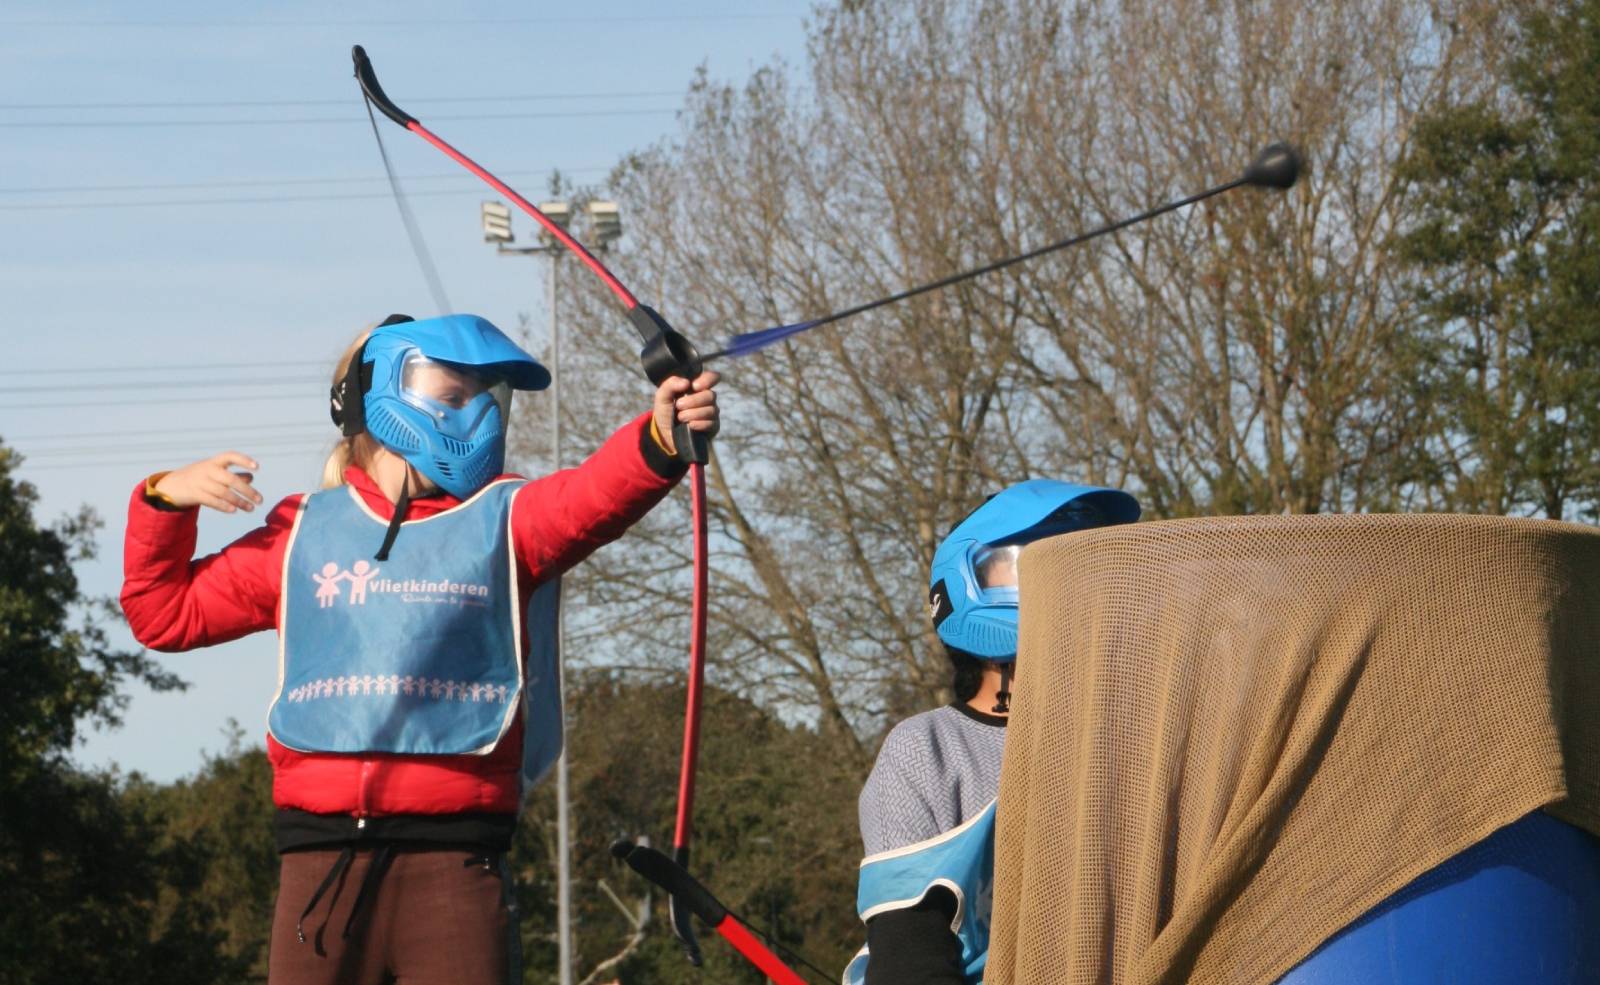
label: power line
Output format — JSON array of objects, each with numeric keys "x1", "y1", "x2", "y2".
[
  {"x1": 8, "y1": 421, "x2": 326, "y2": 442},
  {"x1": 1, "y1": 14, "x2": 793, "y2": 28},
  {"x1": 0, "y1": 360, "x2": 324, "y2": 376},
  {"x1": 0, "y1": 167, "x2": 608, "y2": 197},
  {"x1": 21, "y1": 435, "x2": 332, "y2": 459},
  {"x1": 20, "y1": 448, "x2": 334, "y2": 472},
  {"x1": 0, "y1": 186, "x2": 568, "y2": 212},
  {"x1": 0, "y1": 107, "x2": 677, "y2": 129},
  {"x1": 0, "y1": 389, "x2": 322, "y2": 411},
  {"x1": 6, "y1": 376, "x2": 323, "y2": 394},
  {"x1": 0, "y1": 93, "x2": 680, "y2": 111}
]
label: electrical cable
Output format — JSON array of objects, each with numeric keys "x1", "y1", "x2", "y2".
[
  {"x1": 5, "y1": 375, "x2": 321, "y2": 393},
  {"x1": 0, "y1": 187, "x2": 558, "y2": 212},
  {"x1": 0, "y1": 92, "x2": 679, "y2": 111},
  {"x1": 8, "y1": 421, "x2": 324, "y2": 442},
  {"x1": 0, "y1": 388, "x2": 321, "y2": 411},
  {"x1": 0, "y1": 359, "x2": 323, "y2": 375},
  {"x1": 0, "y1": 167, "x2": 607, "y2": 197},
  {"x1": 0, "y1": 108, "x2": 677, "y2": 129}
]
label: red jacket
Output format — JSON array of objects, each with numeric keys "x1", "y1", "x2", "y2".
[{"x1": 121, "y1": 414, "x2": 680, "y2": 818}]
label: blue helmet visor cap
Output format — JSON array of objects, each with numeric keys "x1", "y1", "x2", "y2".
[{"x1": 380, "y1": 313, "x2": 551, "y2": 391}]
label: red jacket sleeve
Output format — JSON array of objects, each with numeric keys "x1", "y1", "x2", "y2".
[
  {"x1": 120, "y1": 484, "x2": 302, "y2": 651},
  {"x1": 512, "y1": 412, "x2": 684, "y2": 580}
]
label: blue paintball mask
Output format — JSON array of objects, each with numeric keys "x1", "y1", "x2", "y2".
[
  {"x1": 330, "y1": 313, "x2": 550, "y2": 499},
  {"x1": 928, "y1": 479, "x2": 1141, "y2": 663}
]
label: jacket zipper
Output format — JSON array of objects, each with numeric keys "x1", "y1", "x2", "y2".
[{"x1": 357, "y1": 758, "x2": 375, "y2": 827}]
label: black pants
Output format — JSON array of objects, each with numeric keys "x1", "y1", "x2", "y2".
[{"x1": 268, "y1": 847, "x2": 521, "y2": 985}]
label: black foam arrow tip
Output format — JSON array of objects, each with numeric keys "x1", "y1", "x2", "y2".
[{"x1": 1242, "y1": 142, "x2": 1303, "y2": 189}]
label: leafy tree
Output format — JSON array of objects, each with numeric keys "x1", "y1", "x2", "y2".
[
  {"x1": 512, "y1": 674, "x2": 862, "y2": 983},
  {"x1": 1394, "y1": 0, "x2": 1600, "y2": 519},
  {"x1": 0, "y1": 441, "x2": 244, "y2": 984},
  {"x1": 126, "y1": 723, "x2": 279, "y2": 981}
]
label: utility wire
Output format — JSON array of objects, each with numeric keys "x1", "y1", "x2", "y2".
[
  {"x1": 0, "y1": 108, "x2": 677, "y2": 129},
  {"x1": 21, "y1": 451, "x2": 332, "y2": 473},
  {"x1": 0, "y1": 187, "x2": 561, "y2": 212},
  {"x1": 0, "y1": 167, "x2": 607, "y2": 197},
  {"x1": 0, "y1": 92, "x2": 679, "y2": 111},
  {"x1": 0, "y1": 359, "x2": 323, "y2": 376},
  {"x1": 22, "y1": 436, "x2": 331, "y2": 458},
  {"x1": 5, "y1": 376, "x2": 322, "y2": 393},
  {"x1": 0, "y1": 389, "x2": 322, "y2": 411},
  {"x1": 3, "y1": 14, "x2": 793, "y2": 28},
  {"x1": 10, "y1": 421, "x2": 326, "y2": 442}
]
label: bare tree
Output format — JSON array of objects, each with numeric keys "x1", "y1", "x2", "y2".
[{"x1": 514, "y1": 0, "x2": 1508, "y2": 744}]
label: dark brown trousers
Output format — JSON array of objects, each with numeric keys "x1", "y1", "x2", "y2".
[{"x1": 268, "y1": 848, "x2": 520, "y2": 985}]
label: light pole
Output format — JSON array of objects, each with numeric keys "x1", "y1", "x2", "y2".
[{"x1": 482, "y1": 196, "x2": 622, "y2": 985}]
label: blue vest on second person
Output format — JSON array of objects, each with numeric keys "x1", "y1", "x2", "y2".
[
  {"x1": 844, "y1": 799, "x2": 997, "y2": 985},
  {"x1": 269, "y1": 479, "x2": 524, "y2": 756}
]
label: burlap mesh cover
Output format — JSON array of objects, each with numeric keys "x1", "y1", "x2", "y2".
[{"x1": 986, "y1": 513, "x2": 1600, "y2": 985}]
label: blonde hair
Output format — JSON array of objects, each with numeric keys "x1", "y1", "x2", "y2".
[{"x1": 320, "y1": 329, "x2": 384, "y2": 489}]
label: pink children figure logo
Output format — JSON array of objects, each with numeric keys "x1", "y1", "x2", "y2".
[
  {"x1": 313, "y1": 562, "x2": 346, "y2": 608},
  {"x1": 346, "y1": 560, "x2": 380, "y2": 605}
]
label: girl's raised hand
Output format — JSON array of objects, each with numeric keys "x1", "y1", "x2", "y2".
[
  {"x1": 651, "y1": 370, "x2": 721, "y2": 456},
  {"x1": 153, "y1": 452, "x2": 264, "y2": 513}
]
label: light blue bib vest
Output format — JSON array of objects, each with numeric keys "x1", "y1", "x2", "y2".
[
  {"x1": 269, "y1": 479, "x2": 527, "y2": 757},
  {"x1": 844, "y1": 799, "x2": 997, "y2": 985}
]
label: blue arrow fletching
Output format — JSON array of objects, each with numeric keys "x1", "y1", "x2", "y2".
[{"x1": 718, "y1": 319, "x2": 821, "y2": 358}]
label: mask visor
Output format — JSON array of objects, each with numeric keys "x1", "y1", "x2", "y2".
[
  {"x1": 973, "y1": 543, "x2": 1023, "y2": 589},
  {"x1": 399, "y1": 352, "x2": 511, "y2": 440}
]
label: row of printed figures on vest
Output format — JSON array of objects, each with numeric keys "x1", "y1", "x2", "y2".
[{"x1": 283, "y1": 676, "x2": 510, "y2": 704}]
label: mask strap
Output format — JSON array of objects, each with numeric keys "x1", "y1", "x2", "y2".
[
  {"x1": 375, "y1": 482, "x2": 410, "y2": 561},
  {"x1": 993, "y1": 663, "x2": 1012, "y2": 715},
  {"x1": 332, "y1": 313, "x2": 414, "y2": 435}
]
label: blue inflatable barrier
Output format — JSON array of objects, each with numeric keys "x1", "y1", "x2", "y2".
[{"x1": 1277, "y1": 810, "x2": 1600, "y2": 984}]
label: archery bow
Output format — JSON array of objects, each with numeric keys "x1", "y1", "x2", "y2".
[
  {"x1": 612, "y1": 840, "x2": 822, "y2": 985},
  {"x1": 352, "y1": 44, "x2": 714, "y2": 966}
]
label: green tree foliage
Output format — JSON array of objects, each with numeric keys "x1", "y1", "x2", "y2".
[
  {"x1": 125, "y1": 724, "x2": 279, "y2": 981},
  {"x1": 512, "y1": 674, "x2": 863, "y2": 983},
  {"x1": 1394, "y1": 0, "x2": 1600, "y2": 519},
  {"x1": 0, "y1": 442, "x2": 244, "y2": 984}
]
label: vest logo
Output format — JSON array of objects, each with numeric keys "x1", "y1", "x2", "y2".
[{"x1": 311, "y1": 559, "x2": 491, "y2": 608}]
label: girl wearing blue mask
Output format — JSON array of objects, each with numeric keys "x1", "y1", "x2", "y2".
[{"x1": 122, "y1": 313, "x2": 718, "y2": 985}]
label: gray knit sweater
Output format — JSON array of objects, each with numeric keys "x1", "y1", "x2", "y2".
[{"x1": 858, "y1": 704, "x2": 1007, "y2": 857}]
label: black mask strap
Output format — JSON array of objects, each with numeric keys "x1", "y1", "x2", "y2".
[
  {"x1": 992, "y1": 664, "x2": 1012, "y2": 715},
  {"x1": 374, "y1": 482, "x2": 410, "y2": 561},
  {"x1": 331, "y1": 313, "x2": 414, "y2": 435}
]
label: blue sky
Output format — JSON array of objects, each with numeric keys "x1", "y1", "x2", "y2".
[{"x1": 1, "y1": 1, "x2": 812, "y2": 782}]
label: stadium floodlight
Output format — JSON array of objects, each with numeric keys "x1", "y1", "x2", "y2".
[
  {"x1": 481, "y1": 201, "x2": 513, "y2": 244},
  {"x1": 586, "y1": 200, "x2": 622, "y2": 248}
]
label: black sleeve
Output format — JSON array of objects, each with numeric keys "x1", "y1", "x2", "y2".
[
  {"x1": 638, "y1": 418, "x2": 688, "y2": 478},
  {"x1": 864, "y1": 887, "x2": 965, "y2": 985}
]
